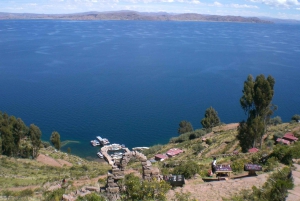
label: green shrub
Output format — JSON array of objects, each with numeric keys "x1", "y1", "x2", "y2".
[
  {"x1": 44, "y1": 188, "x2": 65, "y2": 201},
  {"x1": 172, "y1": 160, "x2": 200, "y2": 179},
  {"x1": 206, "y1": 139, "x2": 212, "y2": 145},
  {"x1": 192, "y1": 144, "x2": 205, "y2": 153},
  {"x1": 271, "y1": 145, "x2": 293, "y2": 165},
  {"x1": 264, "y1": 157, "x2": 278, "y2": 172},
  {"x1": 231, "y1": 158, "x2": 248, "y2": 172},
  {"x1": 121, "y1": 173, "x2": 171, "y2": 201}
]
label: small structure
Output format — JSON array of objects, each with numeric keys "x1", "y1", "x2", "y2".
[
  {"x1": 215, "y1": 164, "x2": 232, "y2": 178},
  {"x1": 155, "y1": 154, "x2": 168, "y2": 161},
  {"x1": 276, "y1": 132, "x2": 298, "y2": 145},
  {"x1": 166, "y1": 148, "x2": 184, "y2": 157},
  {"x1": 244, "y1": 164, "x2": 262, "y2": 176},
  {"x1": 276, "y1": 138, "x2": 291, "y2": 145},
  {"x1": 164, "y1": 175, "x2": 185, "y2": 187},
  {"x1": 248, "y1": 148, "x2": 259, "y2": 153}
]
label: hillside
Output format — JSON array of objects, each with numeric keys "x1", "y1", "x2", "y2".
[
  {"x1": 0, "y1": 10, "x2": 271, "y2": 23},
  {"x1": 1, "y1": 122, "x2": 300, "y2": 200}
]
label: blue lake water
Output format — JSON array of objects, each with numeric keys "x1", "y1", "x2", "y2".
[{"x1": 0, "y1": 20, "x2": 300, "y2": 158}]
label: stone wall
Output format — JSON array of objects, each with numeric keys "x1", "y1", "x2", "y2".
[{"x1": 103, "y1": 147, "x2": 160, "y2": 201}]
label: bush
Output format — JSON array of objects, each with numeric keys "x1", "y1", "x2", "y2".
[
  {"x1": 121, "y1": 173, "x2": 171, "y2": 201},
  {"x1": 231, "y1": 158, "x2": 248, "y2": 172},
  {"x1": 271, "y1": 145, "x2": 293, "y2": 165},
  {"x1": 192, "y1": 144, "x2": 205, "y2": 153},
  {"x1": 206, "y1": 139, "x2": 212, "y2": 145},
  {"x1": 264, "y1": 157, "x2": 279, "y2": 172},
  {"x1": 172, "y1": 160, "x2": 200, "y2": 179}
]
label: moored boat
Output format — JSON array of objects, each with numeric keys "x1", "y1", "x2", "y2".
[
  {"x1": 91, "y1": 140, "x2": 100, "y2": 146},
  {"x1": 97, "y1": 152, "x2": 103, "y2": 158}
]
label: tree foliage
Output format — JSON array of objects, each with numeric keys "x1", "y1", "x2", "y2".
[
  {"x1": 237, "y1": 74, "x2": 276, "y2": 151},
  {"x1": 178, "y1": 120, "x2": 193, "y2": 135},
  {"x1": 201, "y1": 106, "x2": 220, "y2": 131},
  {"x1": 29, "y1": 124, "x2": 42, "y2": 158},
  {"x1": 268, "y1": 116, "x2": 282, "y2": 125},
  {"x1": 0, "y1": 111, "x2": 42, "y2": 158},
  {"x1": 50, "y1": 131, "x2": 61, "y2": 150},
  {"x1": 291, "y1": 114, "x2": 300, "y2": 123}
]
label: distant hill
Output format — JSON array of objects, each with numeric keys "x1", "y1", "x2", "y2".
[{"x1": 0, "y1": 10, "x2": 272, "y2": 23}]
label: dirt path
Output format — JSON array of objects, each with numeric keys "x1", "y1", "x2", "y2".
[
  {"x1": 167, "y1": 173, "x2": 268, "y2": 201},
  {"x1": 287, "y1": 163, "x2": 300, "y2": 201}
]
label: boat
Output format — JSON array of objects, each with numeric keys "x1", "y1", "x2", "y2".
[
  {"x1": 101, "y1": 138, "x2": 110, "y2": 145},
  {"x1": 96, "y1": 136, "x2": 110, "y2": 145},
  {"x1": 91, "y1": 140, "x2": 100, "y2": 146},
  {"x1": 97, "y1": 152, "x2": 103, "y2": 158}
]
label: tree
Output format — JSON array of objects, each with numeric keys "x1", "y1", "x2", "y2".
[
  {"x1": 291, "y1": 114, "x2": 300, "y2": 123},
  {"x1": 201, "y1": 106, "x2": 220, "y2": 131},
  {"x1": 50, "y1": 131, "x2": 61, "y2": 150},
  {"x1": 238, "y1": 74, "x2": 276, "y2": 151},
  {"x1": 178, "y1": 120, "x2": 193, "y2": 135},
  {"x1": 29, "y1": 124, "x2": 42, "y2": 158},
  {"x1": 269, "y1": 116, "x2": 282, "y2": 125}
]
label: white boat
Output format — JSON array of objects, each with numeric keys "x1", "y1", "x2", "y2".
[
  {"x1": 101, "y1": 138, "x2": 110, "y2": 145},
  {"x1": 97, "y1": 152, "x2": 103, "y2": 158},
  {"x1": 91, "y1": 140, "x2": 100, "y2": 146},
  {"x1": 96, "y1": 136, "x2": 110, "y2": 145}
]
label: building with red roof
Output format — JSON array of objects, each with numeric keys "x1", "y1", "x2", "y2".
[
  {"x1": 283, "y1": 132, "x2": 298, "y2": 142},
  {"x1": 248, "y1": 148, "x2": 259, "y2": 153},
  {"x1": 276, "y1": 132, "x2": 298, "y2": 145},
  {"x1": 276, "y1": 138, "x2": 291, "y2": 145},
  {"x1": 154, "y1": 154, "x2": 168, "y2": 161},
  {"x1": 166, "y1": 148, "x2": 184, "y2": 157}
]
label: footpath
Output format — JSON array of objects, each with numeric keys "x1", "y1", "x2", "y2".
[{"x1": 287, "y1": 163, "x2": 300, "y2": 201}]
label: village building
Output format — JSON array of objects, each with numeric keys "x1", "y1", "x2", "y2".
[
  {"x1": 166, "y1": 148, "x2": 184, "y2": 157},
  {"x1": 155, "y1": 154, "x2": 168, "y2": 161},
  {"x1": 276, "y1": 132, "x2": 298, "y2": 145},
  {"x1": 248, "y1": 147, "x2": 259, "y2": 153}
]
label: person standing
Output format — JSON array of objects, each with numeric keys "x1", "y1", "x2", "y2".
[{"x1": 211, "y1": 157, "x2": 217, "y2": 174}]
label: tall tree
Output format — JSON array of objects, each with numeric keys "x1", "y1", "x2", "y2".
[
  {"x1": 29, "y1": 124, "x2": 42, "y2": 158},
  {"x1": 238, "y1": 74, "x2": 276, "y2": 151},
  {"x1": 178, "y1": 120, "x2": 193, "y2": 135},
  {"x1": 201, "y1": 106, "x2": 220, "y2": 131},
  {"x1": 50, "y1": 131, "x2": 61, "y2": 150}
]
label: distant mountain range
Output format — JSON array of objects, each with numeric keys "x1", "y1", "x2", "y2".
[{"x1": 0, "y1": 10, "x2": 273, "y2": 23}]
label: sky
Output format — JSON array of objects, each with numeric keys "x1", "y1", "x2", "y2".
[{"x1": 0, "y1": 0, "x2": 300, "y2": 20}]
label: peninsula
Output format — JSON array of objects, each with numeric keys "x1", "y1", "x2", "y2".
[{"x1": 0, "y1": 10, "x2": 271, "y2": 23}]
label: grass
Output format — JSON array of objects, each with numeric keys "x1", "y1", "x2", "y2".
[{"x1": 0, "y1": 147, "x2": 110, "y2": 190}]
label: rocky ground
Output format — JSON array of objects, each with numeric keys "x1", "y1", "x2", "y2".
[{"x1": 167, "y1": 173, "x2": 268, "y2": 201}]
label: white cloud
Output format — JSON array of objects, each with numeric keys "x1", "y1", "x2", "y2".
[
  {"x1": 249, "y1": 0, "x2": 300, "y2": 7},
  {"x1": 297, "y1": 7, "x2": 300, "y2": 9},
  {"x1": 231, "y1": 4, "x2": 259, "y2": 8},
  {"x1": 213, "y1": 1, "x2": 222, "y2": 7}
]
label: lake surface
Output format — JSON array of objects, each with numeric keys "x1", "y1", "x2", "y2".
[{"x1": 0, "y1": 20, "x2": 299, "y2": 158}]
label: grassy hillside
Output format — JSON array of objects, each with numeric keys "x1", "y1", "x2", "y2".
[{"x1": 1, "y1": 122, "x2": 300, "y2": 200}]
